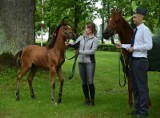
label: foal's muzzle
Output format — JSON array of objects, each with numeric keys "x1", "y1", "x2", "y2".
[{"x1": 65, "y1": 32, "x2": 76, "y2": 39}]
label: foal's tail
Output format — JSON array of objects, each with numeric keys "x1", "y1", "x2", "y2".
[{"x1": 15, "y1": 50, "x2": 23, "y2": 67}]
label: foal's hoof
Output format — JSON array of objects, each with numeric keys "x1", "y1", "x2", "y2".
[
  {"x1": 31, "y1": 94, "x2": 35, "y2": 99},
  {"x1": 16, "y1": 92, "x2": 20, "y2": 101},
  {"x1": 58, "y1": 98, "x2": 61, "y2": 103},
  {"x1": 16, "y1": 96, "x2": 20, "y2": 101},
  {"x1": 51, "y1": 99, "x2": 57, "y2": 106}
]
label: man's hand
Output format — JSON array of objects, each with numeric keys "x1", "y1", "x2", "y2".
[{"x1": 128, "y1": 47, "x2": 134, "y2": 53}]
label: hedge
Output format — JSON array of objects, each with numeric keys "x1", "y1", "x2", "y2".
[{"x1": 97, "y1": 44, "x2": 117, "y2": 52}]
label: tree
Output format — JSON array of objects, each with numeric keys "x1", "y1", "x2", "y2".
[
  {"x1": 34, "y1": 0, "x2": 160, "y2": 44},
  {"x1": 35, "y1": 0, "x2": 97, "y2": 39},
  {"x1": 0, "y1": 0, "x2": 35, "y2": 54},
  {"x1": 99, "y1": 0, "x2": 112, "y2": 44}
]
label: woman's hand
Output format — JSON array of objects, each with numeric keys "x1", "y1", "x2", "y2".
[
  {"x1": 115, "y1": 43, "x2": 122, "y2": 49},
  {"x1": 65, "y1": 41, "x2": 69, "y2": 48},
  {"x1": 74, "y1": 50, "x2": 79, "y2": 55}
]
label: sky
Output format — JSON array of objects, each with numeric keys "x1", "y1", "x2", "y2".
[{"x1": 93, "y1": 1, "x2": 102, "y2": 26}]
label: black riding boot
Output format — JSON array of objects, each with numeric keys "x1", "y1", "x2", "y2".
[
  {"x1": 82, "y1": 85, "x2": 90, "y2": 105},
  {"x1": 89, "y1": 84, "x2": 95, "y2": 106}
]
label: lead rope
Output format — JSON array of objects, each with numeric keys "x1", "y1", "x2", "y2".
[
  {"x1": 68, "y1": 53, "x2": 78, "y2": 80},
  {"x1": 118, "y1": 49, "x2": 127, "y2": 87},
  {"x1": 112, "y1": 31, "x2": 127, "y2": 87},
  {"x1": 64, "y1": 50, "x2": 78, "y2": 80}
]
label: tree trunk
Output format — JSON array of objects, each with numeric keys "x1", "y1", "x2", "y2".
[{"x1": 0, "y1": 0, "x2": 35, "y2": 55}]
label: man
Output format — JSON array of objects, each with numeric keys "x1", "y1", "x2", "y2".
[{"x1": 116, "y1": 8, "x2": 153, "y2": 117}]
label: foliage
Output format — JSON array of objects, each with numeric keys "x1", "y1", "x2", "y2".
[
  {"x1": 0, "y1": 52, "x2": 16, "y2": 71},
  {"x1": 98, "y1": 44, "x2": 117, "y2": 52},
  {"x1": 34, "y1": 0, "x2": 160, "y2": 42},
  {"x1": 35, "y1": 0, "x2": 98, "y2": 37}
]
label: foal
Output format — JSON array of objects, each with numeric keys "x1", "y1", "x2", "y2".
[{"x1": 15, "y1": 22, "x2": 75, "y2": 105}]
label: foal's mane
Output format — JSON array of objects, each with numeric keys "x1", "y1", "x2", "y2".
[{"x1": 47, "y1": 24, "x2": 62, "y2": 49}]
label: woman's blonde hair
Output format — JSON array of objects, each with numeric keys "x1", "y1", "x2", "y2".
[{"x1": 86, "y1": 22, "x2": 97, "y2": 36}]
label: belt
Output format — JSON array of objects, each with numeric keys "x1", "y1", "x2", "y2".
[{"x1": 131, "y1": 57, "x2": 147, "y2": 60}]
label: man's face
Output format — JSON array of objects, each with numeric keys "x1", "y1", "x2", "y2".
[{"x1": 132, "y1": 14, "x2": 144, "y2": 26}]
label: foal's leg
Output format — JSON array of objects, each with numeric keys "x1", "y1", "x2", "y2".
[
  {"x1": 50, "y1": 66, "x2": 57, "y2": 105},
  {"x1": 56, "y1": 67, "x2": 64, "y2": 103},
  {"x1": 27, "y1": 66, "x2": 37, "y2": 99},
  {"x1": 16, "y1": 66, "x2": 30, "y2": 101}
]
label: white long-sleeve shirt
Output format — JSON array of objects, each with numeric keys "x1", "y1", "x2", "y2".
[{"x1": 122, "y1": 23, "x2": 153, "y2": 58}]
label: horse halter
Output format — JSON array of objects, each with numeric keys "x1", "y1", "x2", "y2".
[
  {"x1": 103, "y1": 24, "x2": 117, "y2": 40},
  {"x1": 107, "y1": 17, "x2": 120, "y2": 36},
  {"x1": 108, "y1": 25, "x2": 117, "y2": 36},
  {"x1": 104, "y1": 16, "x2": 123, "y2": 41},
  {"x1": 62, "y1": 25, "x2": 74, "y2": 39}
]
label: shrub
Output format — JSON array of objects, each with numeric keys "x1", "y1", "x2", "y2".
[
  {"x1": 0, "y1": 52, "x2": 16, "y2": 70},
  {"x1": 97, "y1": 44, "x2": 117, "y2": 52}
]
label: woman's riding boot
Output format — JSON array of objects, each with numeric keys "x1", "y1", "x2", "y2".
[
  {"x1": 90, "y1": 99, "x2": 94, "y2": 106},
  {"x1": 89, "y1": 84, "x2": 95, "y2": 106},
  {"x1": 82, "y1": 85, "x2": 90, "y2": 105},
  {"x1": 85, "y1": 98, "x2": 90, "y2": 105}
]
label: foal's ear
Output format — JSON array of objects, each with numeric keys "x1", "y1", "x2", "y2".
[
  {"x1": 111, "y1": 8, "x2": 116, "y2": 14},
  {"x1": 61, "y1": 17, "x2": 69, "y2": 26},
  {"x1": 61, "y1": 20, "x2": 65, "y2": 26},
  {"x1": 61, "y1": 19, "x2": 66, "y2": 26},
  {"x1": 119, "y1": 8, "x2": 125, "y2": 15}
]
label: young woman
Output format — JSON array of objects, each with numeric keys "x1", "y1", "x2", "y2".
[{"x1": 66, "y1": 22, "x2": 98, "y2": 105}]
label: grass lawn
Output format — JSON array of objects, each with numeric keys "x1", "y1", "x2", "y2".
[{"x1": 0, "y1": 51, "x2": 160, "y2": 118}]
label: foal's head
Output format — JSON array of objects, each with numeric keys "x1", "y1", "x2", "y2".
[
  {"x1": 103, "y1": 8, "x2": 124, "y2": 39},
  {"x1": 60, "y1": 23, "x2": 76, "y2": 40},
  {"x1": 48, "y1": 23, "x2": 75, "y2": 49}
]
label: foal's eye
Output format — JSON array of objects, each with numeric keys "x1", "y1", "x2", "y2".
[
  {"x1": 115, "y1": 19, "x2": 119, "y2": 23},
  {"x1": 64, "y1": 27, "x2": 68, "y2": 30}
]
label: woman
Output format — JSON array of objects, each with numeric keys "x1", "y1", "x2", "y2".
[{"x1": 66, "y1": 22, "x2": 98, "y2": 106}]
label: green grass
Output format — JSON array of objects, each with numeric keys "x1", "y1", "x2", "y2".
[{"x1": 0, "y1": 51, "x2": 160, "y2": 118}]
